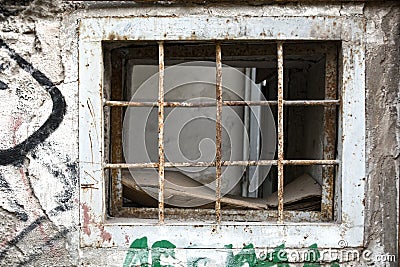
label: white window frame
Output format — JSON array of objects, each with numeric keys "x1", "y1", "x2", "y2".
[{"x1": 78, "y1": 15, "x2": 365, "y2": 248}]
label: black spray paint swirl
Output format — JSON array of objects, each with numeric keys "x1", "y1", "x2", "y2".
[{"x1": 0, "y1": 39, "x2": 66, "y2": 166}]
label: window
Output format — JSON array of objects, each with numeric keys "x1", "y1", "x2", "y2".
[
  {"x1": 103, "y1": 41, "x2": 339, "y2": 223},
  {"x1": 79, "y1": 15, "x2": 365, "y2": 248}
]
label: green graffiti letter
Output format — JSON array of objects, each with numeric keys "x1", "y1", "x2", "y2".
[
  {"x1": 123, "y1": 237, "x2": 149, "y2": 267},
  {"x1": 151, "y1": 240, "x2": 176, "y2": 267}
]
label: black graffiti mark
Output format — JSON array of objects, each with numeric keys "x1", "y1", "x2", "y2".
[
  {"x1": 0, "y1": 39, "x2": 69, "y2": 260},
  {"x1": 15, "y1": 228, "x2": 73, "y2": 267},
  {"x1": 0, "y1": 192, "x2": 75, "y2": 260},
  {"x1": 30, "y1": 148, "x2": 78, "y2": 214},
  {"x1": 0, "y1": 215, "x2": 47, "y2": 260},
  {"x1": 0, "y1": 39, "x2": 66, "y2": 166},
  {"x1": 0, "y1": 200, "x2": 75, "y2": 260},
  {"x1": 0, "y1": 173, "x2": 12, "y2": 192},
  {"x1": 0, "y1": 199, "x2": 76, "y2": 260},
  {"x1": 0, "y1": 80, "x2": 8, "y2": 90},
  {"x1": 44, "y1": 161, "x2": 78, "y2": 215},
  {"x1": 0, "y1": 173, "x2": 28, "y2": 221},
  {"x1": 0, "y1": 157, "x2": 77, "y2": 259}
]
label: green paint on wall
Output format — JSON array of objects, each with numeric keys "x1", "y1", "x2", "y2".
[
  {"x1": 151, "y1": 240, "x2": 177, "y2": 267},
  {"x1": 187, "y1": 257, "x2": 211, "y2": 267},
  {"x1": 123, "y1": 237, "x2": 149, "y2": 267},
  {"x1": 123, "y1": 238, "x2": 340, "y2": 267}
]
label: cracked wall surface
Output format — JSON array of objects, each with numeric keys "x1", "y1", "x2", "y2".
[{"x1": 0, "y1": 0, "x2": 398, "y2": 266}]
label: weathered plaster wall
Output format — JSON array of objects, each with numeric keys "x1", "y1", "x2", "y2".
[
  {"x1": 364, "y1": 2, "x2": 400, "y2": 264},
  {"x1": 0, "y1": 1, "x2": 398, "y2": 266}
]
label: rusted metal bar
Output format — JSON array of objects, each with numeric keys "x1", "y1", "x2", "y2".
[
  {"x1": 104, "y1": 100, "x2": 158, "y2": 107},
  {"x1": 282, "y1": 160, "x2": 339, "y2": 165},
  {"x1": 104, "y1": 159, "x2": 339, "y2": 169},
  {"x1": 215, "y1": 42, "x2": 223, "y2": 224},
  {"x1": 223, "y1": 160, "x2": 276, "y2": 166},
  {"x1": 104, "y1": 160, "x2": 276, "y2": 169},
  {"x1": 158, "y1": 42, "x2": 165, "y2": 224},
  {"x1": 104, "y1": 100, "x2": 340, "y2": 108},
  {"x1": 283, "y1": 100, "x2": 340, "y2": 106},
  {"x1": 277, "y1": 42, "x2": 284, "y2": 223},
  {"x1": 105, "y1": 163, "x2": 159, "y2": 169},
  {"x1": 321, "y1": 45, "x2": 338, "y2": 221},
  {"x1": 165, "y1": 101, "x2": 278, "y2": 107},
  {"x1": 110, "y1": 50, "x2": 124, "y2": 216}
]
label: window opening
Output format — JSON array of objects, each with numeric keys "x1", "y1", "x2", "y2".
[{"x1": 103, "y1": 41, "x2": 339, "y2": 223}]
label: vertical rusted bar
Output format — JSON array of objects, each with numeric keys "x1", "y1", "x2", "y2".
[
  {"x1": 215, "y1": 42, "x2": 223, "y2": 224},
  {"x1": 158, "y1": 42, "x2": 165, "y2": 224},
  {"x1": 277, "y1": 42, "x2": 284, "y2": 222},
  {"x1": 321, "y1": 45, "x2": 338, "y2": 220},
  {"x1": 110, "y1": 50, "x2": 124, "y2": 216}
]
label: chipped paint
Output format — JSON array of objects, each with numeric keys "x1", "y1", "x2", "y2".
[{"x1": 99, "y1": 225, "x2": 112, "y2": 243}]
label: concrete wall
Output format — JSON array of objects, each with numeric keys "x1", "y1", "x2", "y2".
[{"x1": 0, "y1": 1, "x2": 398, "y2": 266}]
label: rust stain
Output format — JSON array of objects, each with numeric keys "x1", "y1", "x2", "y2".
[
  {"x1": 125, "y1": 234, "x2": 130, "y2": 245},
  {"x1": 321, "y1": 44, "x2": 338, "y2": 220},
  {"x1": 82, "y1": 203, "x2": 91, "y2": 236},
  {"x1": 110, "y1": 49, "x2": 124, "y2": 216},
  {"x1": 108, "y1": 32, "x2": 116, "y2": 40},
  {"x1": 81, "y1": 183, "x2": 98, "y2": 190}
]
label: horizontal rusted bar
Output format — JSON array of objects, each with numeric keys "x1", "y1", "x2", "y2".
[
  {"x1": 104, "y1": 160, "x2": 276, "y2": 169},
  {"x1": 105, "y1": 163, "x2": 159, "y2": 169},
  {"x1": 223, "y1": 160, "x2": 277, "y2": 166},
  {"x1": 282, "y1": 160, "x2": 340, "y2": 165},
  {"x1": 104, "y1": 159, "x2": 338, "y2": 169},
  {"x1": 283, "y1": 100, "x2": 340, "y2": 106},
  {"x1": 104, "y1": 100, "x2": 339, "y2": 107},
  {"x1": 165, "y1": 101, "x2": 279, "y2": 107},
  {"x1": 104, "y1": 100, "x2": 158, "y2": 107}
]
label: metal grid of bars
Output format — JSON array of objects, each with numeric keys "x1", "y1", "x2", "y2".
[{"x1": 105, "y1": 41, "x2": 339, "y2": 224}]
